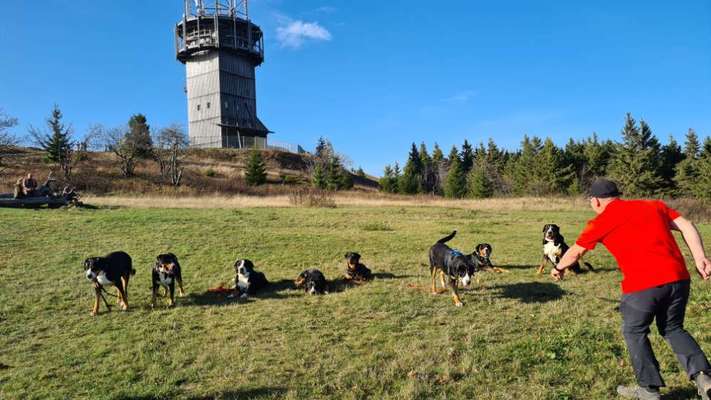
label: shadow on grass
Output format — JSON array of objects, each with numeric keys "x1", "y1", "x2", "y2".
[
  {"x1": 497, "y1": 264, "x2": 537, "y2": 270},
  {"x1": 663, "y1": 386, "x2": 698, "y2": 399},
  {"x1": 490, "y1": 282, "x2": 567, "y2": 304},
  {"x1": 253, "y1": 279, "x2": 295, "y2": 299},
  {"x1": 373, "y1": 272, "x2": 415, "y2": 280},
  {"x1": 182, "y1": 291, "x2": 250, "y2": 307},
  {"x1": 114, "y1": 387, "x2": 288, "y2": 400}
]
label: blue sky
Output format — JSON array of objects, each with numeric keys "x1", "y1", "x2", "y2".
[{"x1": 1, "y1": 0, "x2": 710, "y2": 175}]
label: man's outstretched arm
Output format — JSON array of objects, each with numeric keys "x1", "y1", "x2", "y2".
[
  {"x1": 551, "y1": 244, "x2": 588, "y2": 281},
  {"x1": 672, "y1": 216, "x2": 711, "y2": 280}
]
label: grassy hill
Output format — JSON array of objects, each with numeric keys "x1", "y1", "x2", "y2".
[
  {"x1": 0, "y1": 147, "x2": 378, "y2": 195},
  {"x1": 1, "y1": 203, "x2": 710, "y2": 399}
]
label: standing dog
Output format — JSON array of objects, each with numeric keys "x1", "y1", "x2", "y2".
[
  {"x1": 428, "y1": 231, "x2": 477, "y2": 307},
  {"x1": 472, "y1": 243, "x2": 507, "y2": 273},
  {"x1": 539, "y1": 224, "x2": 593, "y2": 274},
  {"x1": 234, "y1": 259, "x2": 268, "y2": 298},
  {"x1": 295, "y1": 269, "x2": 328, "y2": 295},
  {"x1": 84, "y1": 251, "x2": 135, "y2": 316},
  {"x1": 344, "y1": 252, "x2": 373, "y2": 283},
  {"x1": 151, "y1": 253, "x2": 185, "y2": 308}
]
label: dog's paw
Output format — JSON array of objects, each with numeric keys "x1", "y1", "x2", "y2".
[
  {"x1": 455, "y1": 302, "x2": 464, "y2": 307},
  {"x1": 240, "y1": 293, "x2": 249, "y2": 300}
]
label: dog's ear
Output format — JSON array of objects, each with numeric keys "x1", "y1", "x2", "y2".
[
  {"x1": 344, "y1": 252, "x2": 351, "y2": 259},
  {"x1": 353, "y1": 252, "x2": 361, "y2": 260},
  {"x1": 542, "y1": 224, "x2": 549, "y2": 232}
]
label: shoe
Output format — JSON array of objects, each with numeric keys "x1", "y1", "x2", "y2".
[
  {"x1": 616, "y1": 385, "x2": 661, "y2": 400},
  {"x1": 696, "y1": 372, "x2": 711, "y2": 400}
]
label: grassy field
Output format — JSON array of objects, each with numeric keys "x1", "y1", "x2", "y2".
[{"x1": 1, "y1": 201, "x2": 710, "y2": 399}]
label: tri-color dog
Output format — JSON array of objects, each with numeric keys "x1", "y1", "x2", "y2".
[
  {"x1": 84, "y1": 251, "x2": 135, "y2": 316},
  {"x1": 151, "y1": 253, "x2": 185, "y2": 308},
  {"x1": 344, "y1": 252, "x2": 373, "y2": 283},
  {"x1": 234, "y1": 259, "x2": 268, "y2": 298},
  {"x1": 295, "y1": 269, "x2": 328, "y2": 295},
  {"x1": 472, "y1": 243, "x2": 507, "y2": 273},
  {"x1": 539, "y1": 224, "x2": 593, "y2": 274},
  {"x1": 428, "y1": 231, "x2": 477, "y2": 307}
]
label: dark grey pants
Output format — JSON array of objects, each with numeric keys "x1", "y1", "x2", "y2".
[{"x1": 621, "y1": 279, "x2": 711, "y2": 387}]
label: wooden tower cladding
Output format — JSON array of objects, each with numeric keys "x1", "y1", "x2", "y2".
[{"x1": 176, "y1": 0, "x2": 269, "y2": 149}]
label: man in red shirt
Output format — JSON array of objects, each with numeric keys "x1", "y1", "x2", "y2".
[{"x1": 552, "y1": 179, "x2": 711, "y2": 400}]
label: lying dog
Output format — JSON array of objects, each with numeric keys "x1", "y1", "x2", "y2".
[
  {"x1": 472, "y1": 243, "x2": 507, "y2": 273},
  {"x1": 151, "y1": 253, "x2": 185, "y2": 308},
  {"x1": 539, "y1": 224, "x2": 593, "y2": 274},
  {"x1": 234, "y1": 259, "x2": 268, "y2": 298},
  {"x1": 428, "y1": 231, "x2": 477, "y2": 307},
  {"x1": 295, "y1": 269, "x2": 328, "y2": 295},
  {"x1": 84, "y1": 251, "x2": 135, "y2": 316},
  {"x1": 344, "y1": 252, "x2": 373, "y2": 283}
]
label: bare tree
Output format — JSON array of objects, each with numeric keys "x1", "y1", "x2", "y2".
[
  {"x1": 155, "y1": 125, "x2": 188, "y2": 186},
  {"x1": 0, "y1": 109, "x2": 18, "y2": 174},
  {"x1": 101, "y1": 125, "x2": 140, "y2": 177}
]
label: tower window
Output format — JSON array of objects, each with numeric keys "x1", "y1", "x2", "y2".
[
  {"x1": 197, "y1": 104, "x2": 201, "y2": 111},
  {"x1": 207, "y1": 102, "x2": 211, "y2": 109},
  {"x1": 225, "y1": 101, "x2": 229, "y2": 109}
]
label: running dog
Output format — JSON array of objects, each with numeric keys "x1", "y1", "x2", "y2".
[
  {"x1": 539, "y1": 224, "x2": 593, "y2": 274},
  {"x1": 151, "y1": 253, "x2": 185, "y2": 308},
  {"x1": 344, "y1": 252, "x2": 373, "y2": 283},
  {"x1": 428, "y1": 231, "x2": 477, "y2": 307},
  {"x1": 84, "y1": 251, "x2": 135, "y2": 316}
]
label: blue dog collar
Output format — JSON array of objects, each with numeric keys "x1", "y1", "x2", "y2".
[{"x1": 450, "y1": 249, "x2": 463, "y2": 257}]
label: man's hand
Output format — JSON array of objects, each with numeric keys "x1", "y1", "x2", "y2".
[
  {"x1": 696, "y1": 258, "x2": 711, "y2": 280},
  {"x1": 551, "y1": 266, "x2": 566, "y2": 281}
]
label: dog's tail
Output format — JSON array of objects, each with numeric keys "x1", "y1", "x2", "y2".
[
  {"x1": 436, "y1": 230, "x2": 457, "y2": 244},
  {"x1": 130, "y1": 268, "x2": 136, "y2": 276},
  {"x1": 584, "y1": 262, "x2": 594, "y2": 271}
]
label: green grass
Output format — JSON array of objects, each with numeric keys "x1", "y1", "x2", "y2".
[{"x1": 1, "y1": 205, "x2": 710, "y2": 399}]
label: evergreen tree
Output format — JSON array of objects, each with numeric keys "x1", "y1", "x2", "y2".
[
  {"x1": 30, "y1": 104, "x2": 74, "y2": 178},
  {"x1": 398, "y1": 143, "x2": 423, "y2": 194},
  {"x1": 315, "y1": 136, "x2": 332, "y2": 159},
  {"x1": 126, "y1": 114, "x2": 153, "y2": 158},
  {"x1": 460, "y1": 140, "x2": 474, "y2": 174},
  {"x1": 444, "y1": 146, "x2": 467, "y2": 198},
  {"x1": 468, "y1": 161, "x2": 493, "y2": 198},
  {"x1": 533, "y1": 138, "x2": 575, "y2": 195},
  {"x1": 312, "y1": 163, "x2": 326, "y2": 189},
  {"x1": 432, "y1": 143, "x2": 444, "y2": 163},
  {"x1": 245, "y1": 150, "x2": 267, "y2": 186},
  {"x1": 683, "y1": 129, "x2": 700, "y2": 159},
  {"x1": 608, "y1": 114, "x2": 663, "y2": 196},
  {"x1": 379, "y1": 165, "x2": 398, "y2": 193},
  {"x1": 419, "y1": 142, "x2": 437, "y2": 193},
  {"x1": 510, "y1": 135, "x2": 541, "y2": 195},
  {"x1": 660, "y1": 136, "x2": 683, "y2": 194}
]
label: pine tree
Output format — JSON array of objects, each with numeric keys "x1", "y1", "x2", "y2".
[
  {"x1": 460, "y1": 140, "x2": 474, "y2": 174},
  {"x1": 432, "y1": 143, "x2": 444, "y2": 163},
  {"x1": 683, "y1": 129, "x2": 700, "y2": 159},
  {"x1": 30, "y1": 104, "x2": 74, "y2": 178},
  {"x1": 245, "y1": 150, "x2": 267, "y2": 186},
  {"x1": 660, "y1": 136, "x2": 683, "y2": 194},
  {"x1": 419, "y1": 142, "x2": 436, "y2": 193},
  {"x1": 312, "y1": 163, "x2": 326, "y2": 189},
  {"x1": 608, "y1": 114, "x2": 663, "y2": 196},
  {"x1": 444, "y1": 146, "x2": 467, "y2": 198},
  {"x1": 379, "y1": 165, "x2": 398, "y2": 193},
  {"x1": 510, "y1": 135, "x2": 541, "y2": 195},
  {"x1": 693, "y1": 139, "x2": 711, "y2": 200},
  {"x1": 468, "y1": 161, "x2": 493, "y2": 198},
  {"x1": 533, "y1": 138, "x2": 575, "y2": 195},
  {"x1": 399, "y1": 143, "x2": 423, "y2": 194},
  {"x1": 126, "y1": 114, "x2": 153, "y2": 158}
]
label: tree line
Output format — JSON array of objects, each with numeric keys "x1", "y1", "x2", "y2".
[{"x1": 380, "y1": 113, "x2": 711, "y2": 200}]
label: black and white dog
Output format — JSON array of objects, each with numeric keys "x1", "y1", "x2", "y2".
[
  {"x1": 539, "y1": 224, "x2": 593, "y2": 274},
  {"x1": 295, "y1": 269, "x2": 328, "y2": 295},
  {"x1": 84, "y1": 251, "x2": 135, "y2": 316},
  {"x1": 233, "y1": 259, "x2": 268, "y2": 298},
  {"x1": 344, "y1": 252, "x2": 373, "y2": 283},
  {"x1": 151, "y1": 253, "x2": 185, "y2": 308},
  {"x1": 428, "y1": 231, "x2": 477, "y2": 307}
]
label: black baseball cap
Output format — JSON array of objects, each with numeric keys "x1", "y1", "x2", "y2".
[{"x1": 588, "y1": 178, "x2": 622, "y2": 198}]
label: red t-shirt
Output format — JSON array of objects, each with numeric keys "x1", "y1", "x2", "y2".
[{"x1": 576, "y1": 199, "x2": 689, "y2": 294}]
